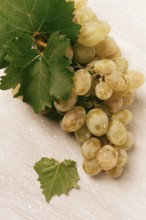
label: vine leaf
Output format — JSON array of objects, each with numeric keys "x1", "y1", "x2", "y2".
[
  {"x1": 0, "y1": 32, "x2": 73, "y2": 113},
  {"x1": 34, "y1": 158, "x2": 80, "y2": 203},
  {"x1": 0, "y1": 0, "x2": 80, "y2": 67}
]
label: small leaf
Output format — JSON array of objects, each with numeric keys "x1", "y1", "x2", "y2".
[{"x1": 34, "y1": 158, "x2": 80, "y2": 203}]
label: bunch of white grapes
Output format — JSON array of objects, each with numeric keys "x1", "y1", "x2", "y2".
[
  {"x1": 58, "y1": 0, "x2": 145, "y2": 178},
  {"x1": 13, "y1": 0, "x2": 145, "y2": 178}
]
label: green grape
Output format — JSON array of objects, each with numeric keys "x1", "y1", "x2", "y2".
[
  {"x1": 60, "y1": 106, "x2": 86, "y2": 132},
  {"x1": 107, "y1": 120, "x2": 128, "y2": 145},
  {"x1": 116, "y1": 131, "x2": 134, "y2": 150},
  {"x1": 75, "y1": 124, "x2": 91, "y2": 143},
  {"x1": 105, "y1": 93, "x2": 123, "y2": 113},
  {"x1": 94, "y1": 59, "x2": 116, "y2": 76},
  {"x1": 105, "y1": 165, "x2": 123, "y2": 178},
  {"x1": 81, "y1": 138, "x2": 101, "y2": 160},
  {"x1": 115, "y1": 147, "x2": 128, "y2": 167},
  {"x1": 73, "y1": 42, "x2": 96, "y2": 64},
  {"x1": 111, "y1": 109, "x2": 133, "y2": 125},
  {"x1": 95, "y1": 81, "x2": 113, "y2": 100},
  {"x1": 107, "y1": 47, "x2": 122, "y2": 59},
  {"x1": 95, "y1": 36, "x2": 117, "y2": 57},
  {"x1": 73, "y1": 69, "x2": 92, "y2": 95},
  {"x1": 86, "y1": 108, "x2": 109, "y2": 136},
  {"x1": 105, "y1": 71, "x2": 128, "y2": 91},
  {"x1": 74, "y1": 6, "x2": 98, "y2": 25},
  {"x1": 112, "y1": 57, "x2": 128, "y2": 74},
  {"x1": 54, "y1": 92, "x2": 77, "y2": 112},
  {"x1": 97, "y1": 145, "x2": 118, "y2": 171},
  {"x1": 78, "y1": 21, "x2": 110, "y2": 46},
  {"x1": 83, "y1": 159, "x2": 102, "y2": 176},
  {"x1": 126, "y1": 70, "x2": 145, "y2": 89}
]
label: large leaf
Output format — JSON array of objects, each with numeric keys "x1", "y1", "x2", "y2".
[
  {"x1": 0, "y1": 0, "x2": 80, "y2": 67},
  {"x1": 34, "y1": 158, "x2": 80, "y2": 203},
  {"x1": 0, "y1": 32, "x2": 73, "y2": 113}
]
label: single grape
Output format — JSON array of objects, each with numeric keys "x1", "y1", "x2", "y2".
[
  {"x1": 81, "y1": 137, "x2": 101, "y2": 160},
  {"x1": 107, "y1": 47, "x2": 122, "y2": 59},
  {"x1": 107, "y1": 120, "x2": 128, "y2": 145},
  {"x1": 60, "y1": 106, "x2": 86, "y2": 132},
  {"x1": 105, "y1": 93, "x2": 123, "y2": 113},
  {"x1": 112, "y1": 57, "x2": 128, "y2": 74},
  {"x1": 105, "y1": 71, "x2": 128, "y2": 91},
  {"x1": 97, "y1": 145, "x2": 118, "y2": 171},
  {"x1": 116, "y1": 131, "x2": 134, "y2": 150},
  {"x1": 95, "y1": 36, "x2": 117, "y2": 57},
  {"x1": 75, "y1": 124, "x2": 91, "y2": 144},
  {"x1": 111, "y1": 109, "x2": 132, "y2": 125},
  {"x1": 116, "y1": 80, "x2": 134, "y2": 97},
  {"x1": 74, "y1": 6, "x2": 98, "y2": 25},
  {"x1": 73, "y1": 43, "x2": 96, "y2": 64},
  {"x1": 86, "y1": 108, "x2": 109, "y2": 136},
  {"x1": 78, "y1": 21, "x2": 110, "y2": 46},
  {"x1": 83, "y1": 159, "x2": 102, "y2": 176},
  {"x1": 105, "y1": 165, "x2": 123, "y2": 178},
  {"x1": 54, "y1": 92, "x2": 77, "y2": 112},
  {"x1": 94, "y1": 59, "x2": 116, "y2": 76},
  {"x1": 95, "y1": 81, "x2": 113, "y2": 100},
  {"x1": 73, "y1": 69, "x2": 92, "y2": 95},
  {"x1": 126, "y1": 70, "x2": 145, "y2": 88},
  {"x1": 115, "y1": 147, "x2": 128, "y2": 167}
]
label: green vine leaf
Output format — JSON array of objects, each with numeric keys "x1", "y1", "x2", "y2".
[
  {"x1": 0, "y1": 0, "x2": 80, "y2": 67},
  {"x1": 0, "y1": 32, "x2": 73, "y2": 113},
  {"x1": 34, "y1": 158, "x2": 80, "y2": 203}
]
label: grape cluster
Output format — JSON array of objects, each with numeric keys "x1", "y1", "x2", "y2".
[
  {"x1": 61, "y1": 0, "x2": 145, "y2": 178},
  {"x1": 13, "y1": 0, "x2": 145, "y2": 179}
]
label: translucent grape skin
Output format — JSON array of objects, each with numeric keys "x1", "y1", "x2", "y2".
[
  {"x1": 74, "y1": 6, "x2": 98, "y2": 25},
  {"x1": 115, "y1": 147, "x2": 128, "y2": 167},
  {"x1": 111, "y1": 109, "x2": 133, "y2": 125},
  {"x1": 54, "y1": 92, "x2": 77, "y2": 112},
  {"x1": 126, "y1": 70, "x2": 145, "y2": 89},
  {"x1": 73, "y1": 43, "x2": 96, "y2": 64},
  {"x1": 81, "y1": 137, "x2": 101, "y2": 160},
  {"x1": 73, "y1": 69, "x2": 92, "y2": 95},
  {"x1": 106, "y1": 165, "x2": 123, "y2": 178},
  {"x1": 97, "y1": 145, "x2": 118, "y2": 171},
  {"x1": 105, "y1": 71, "x2": 128, "y2": 91},
  {"x1": 112, "y1": 57, "x2": 129, "y2": 74},
  {"x1": 83, "y1": 159, "x2": 102, "y2": 176},
  {"x1": 86, "y1": 108, "x2": 109, "y2": 136},
  {"x1": 78, "y1": 21, "x2": 110, "y2": 46},
  {"x1": 75, "y1": 124, "x2": 91, "y2": 144},
  {"x1": 60, "y1": 106, "x2": 86, "y2": 132},
  {"x1": 115, "y1": 131, "x2": 134, "y2": 150},
  {"x1": 107, "y1": 120, "x2": 128, "y2": 146},
  {"x1": 105, "y1": 93, "x2": 123, "y2": 113},
  {"x1": 95, "y1": 81, "x2": 113, "y2": 100},
  {"x1": 94, "y1": 59, "x2": 116, "y2": 76},
  {"x1": 95, "y1": 36, "x2": 117, "y2": 57},
  {"x1": 107, "y1": 47, "x2": 122, "y2": 59}
]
